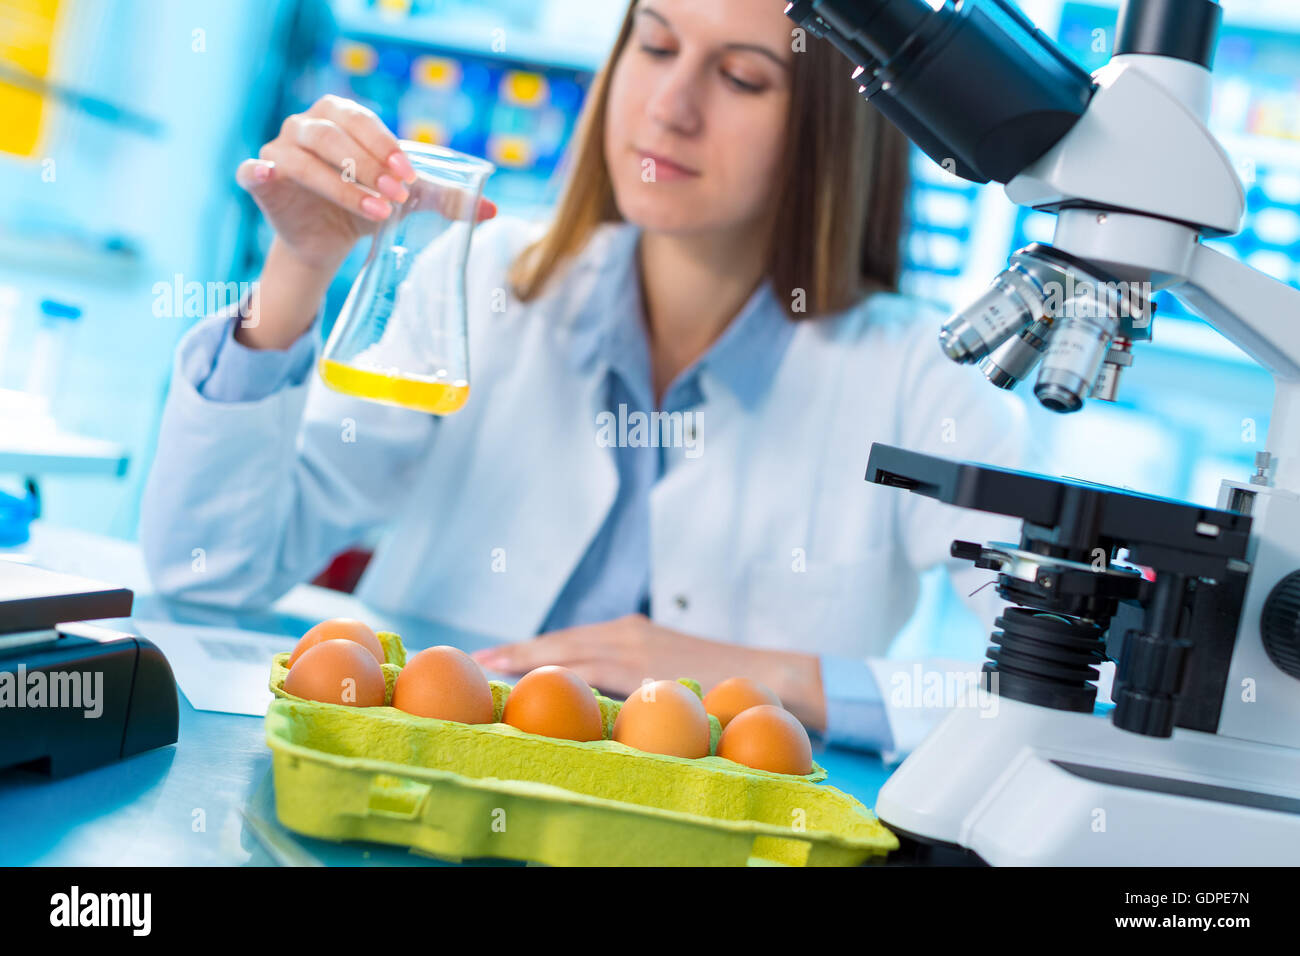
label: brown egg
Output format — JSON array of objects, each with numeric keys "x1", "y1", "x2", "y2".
[
  {"x1": 716, "y1": 704, "x2": 813, "y2": 775},
  {"x1": 702, "y1": 676, "x2": 782, "y2": 729},
  {"x1": 288, "y1": 618, "x2": 384, "y2": 668},
  {"x1": 502, "y1": 665, "x2": 603, "y2": 741},
  {"x1": 392, "y1": 646, "x2": 494, "y2": 723},
  {"x1": 613, "y1": 680, "x2": 710, "y2": 758},
  {"x1": 284, "y1": 639, "x2": 386, "y2": 707}
]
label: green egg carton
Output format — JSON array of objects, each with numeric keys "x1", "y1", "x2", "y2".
[{"x1": 265, "y1": 633, "x2": 898, "y2": 866}]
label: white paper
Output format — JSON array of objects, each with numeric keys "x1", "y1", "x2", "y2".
[{"x1": 133, "y1": 620, "x2": 297, "y2": 716}]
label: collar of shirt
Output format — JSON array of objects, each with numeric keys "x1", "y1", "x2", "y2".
[{"x1": 564, "y1": 221, "x2": 796, "y2": 412}]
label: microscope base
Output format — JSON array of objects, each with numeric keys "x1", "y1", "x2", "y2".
[{"x1": 874, "y1": 695, "x2": 1300, "y2": 865}]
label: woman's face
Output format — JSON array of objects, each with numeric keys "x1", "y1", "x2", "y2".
[{"x1": 604, "y1": 0, "x2": 795, "y2": 238}]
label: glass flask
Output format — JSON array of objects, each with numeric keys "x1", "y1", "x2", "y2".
[{"x1": 319, "y1": 142, "x2": 495, "y2": 415}]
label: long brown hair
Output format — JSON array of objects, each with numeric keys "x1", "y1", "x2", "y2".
[{"x1": 507, "y1": 0, "x2": 910, "y2": 319}]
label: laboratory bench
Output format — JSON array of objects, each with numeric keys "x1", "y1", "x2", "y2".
[{"x1": 0, "y1": 522, "x2": 899, "y2": 867}]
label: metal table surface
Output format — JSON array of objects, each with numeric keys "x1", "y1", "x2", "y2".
[{"x1": 0, "y1": 523, "x2": 896, "y2": 866}]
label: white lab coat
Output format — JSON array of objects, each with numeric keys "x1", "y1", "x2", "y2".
[{"x1": 140, "y1": 214, "x2": 1032, "y2": 756}]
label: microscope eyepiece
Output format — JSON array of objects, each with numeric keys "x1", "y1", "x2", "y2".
[
  {"x1": 786, "y1": 0, "x2": 1095, "y2": 184},
  {"x1": 809, "y1": 0, "x2": 935, "y2": 65},
  {"x1": 1115, "y1": 0, "x2": 1221, "y2": 69}
]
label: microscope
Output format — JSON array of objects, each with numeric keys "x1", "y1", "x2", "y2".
[{"x1": 785, "y1": 0, "x2": 1300, "y2": 864}]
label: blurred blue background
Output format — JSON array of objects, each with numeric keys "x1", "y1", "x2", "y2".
[{"x1": 0, "y1": 0, "x2": 1297, "y2": 648}]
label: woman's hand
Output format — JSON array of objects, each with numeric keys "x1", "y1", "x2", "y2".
[
  {"x1": 470, "y1": 614, "x2": 828, "y2": 733},
  {"x1": 233, "y1": 94, "x2": 497, "y2": 350},
  {"x1": 239, "y1": 94, "x2": 417, "y2": 273}
]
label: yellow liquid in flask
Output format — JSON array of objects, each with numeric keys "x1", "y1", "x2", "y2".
[{"x1": 318, "y1": 359, "x2": 470, "y2": 415}]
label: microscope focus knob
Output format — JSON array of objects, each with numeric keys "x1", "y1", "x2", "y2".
[{"x1": 1259, "y1": 571, "x2": 1300, "y2": 681}]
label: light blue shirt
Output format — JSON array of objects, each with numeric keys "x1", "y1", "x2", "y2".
[{"x1": 195, "y1": 259, "x2": 893, "y2": 755}]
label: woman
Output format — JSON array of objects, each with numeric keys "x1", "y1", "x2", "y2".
[{"x1": 141, "y1": 0, "x2": 1030, "y2": 758}]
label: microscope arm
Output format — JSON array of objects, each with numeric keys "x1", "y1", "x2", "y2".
[
  {"x1": 1176, "y1": 246, "x2": 1300, "y2": 495},
  {"x1": 1176, "y1": 247, "x2": 1300, "y2": 386}
]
